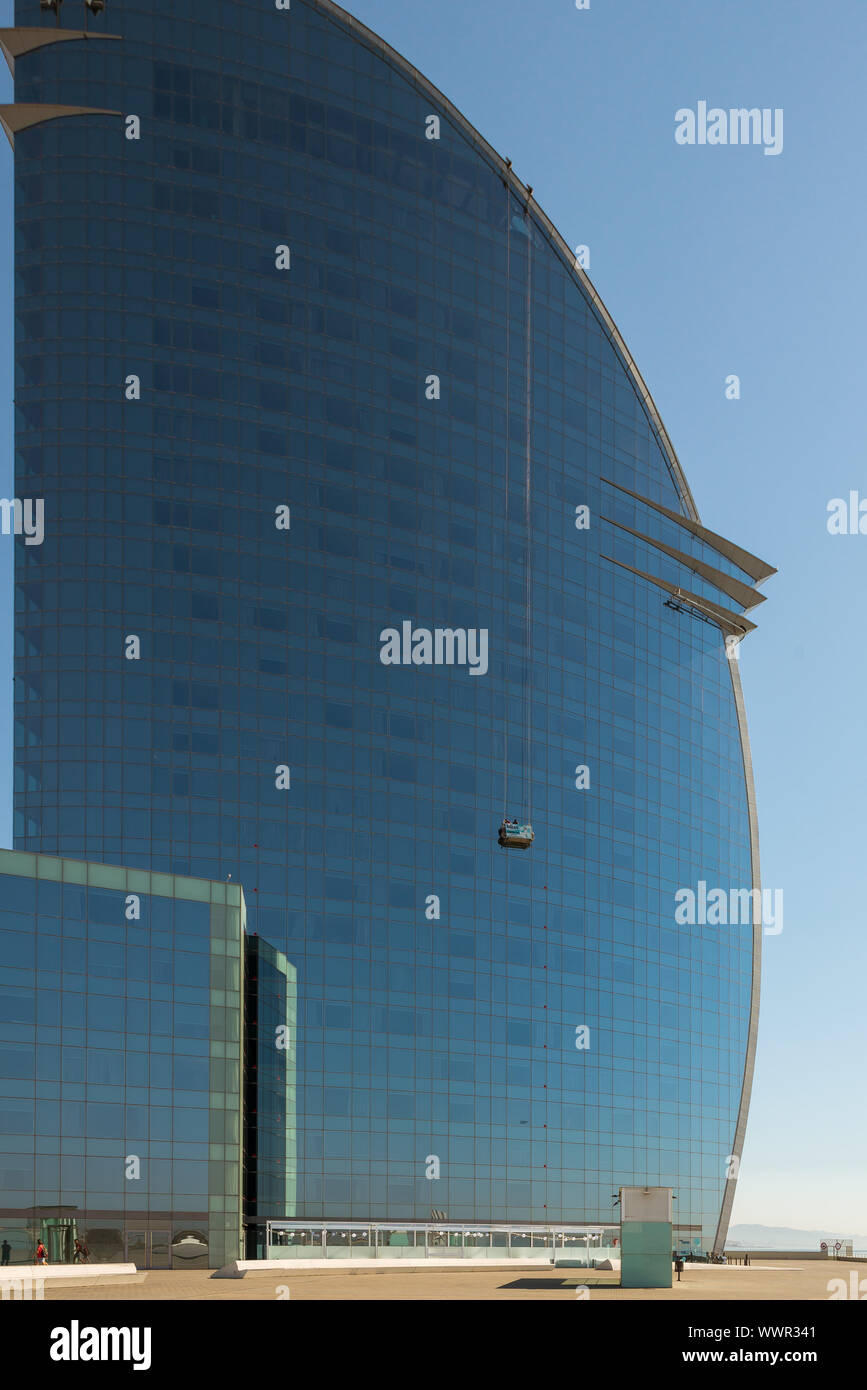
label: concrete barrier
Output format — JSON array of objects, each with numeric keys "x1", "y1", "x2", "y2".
[
  {"x1": 1, "y1": 1264, "x2": 138, "y2": 1292},
  {"x1": 214, "y1": 1256, "x2": 557, "y2": 1277},
  {"x1": 554, "y1": 1257, "x2": 620, "y2": 1270}
]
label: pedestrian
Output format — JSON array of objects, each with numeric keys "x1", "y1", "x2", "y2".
[
  {"x1": 73, "y1": 1238, "x2": 89, "y2": 1264},
  {"x1": 1, "y1": 1238, "x2": 10, "y2": 1266},
  {"x1": 35, "y1": 1240, "x2": 48, "y2": 1266}
]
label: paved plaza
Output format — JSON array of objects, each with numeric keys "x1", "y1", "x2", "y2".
[{"x1": 15, "y1": 1260, "x2": 856, "y2": 1301}]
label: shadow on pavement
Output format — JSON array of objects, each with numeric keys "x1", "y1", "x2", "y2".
[{"x1": 501, "y1": 1277, "x2": 617, "y2": 1290}]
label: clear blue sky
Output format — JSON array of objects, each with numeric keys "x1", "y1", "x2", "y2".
[{"x1": 2, "y1": 0, "x2": 865, "y2": 1234}]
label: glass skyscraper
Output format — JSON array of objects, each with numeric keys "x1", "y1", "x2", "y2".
[{"x1": 5, "y1": 0, "x2": 772, "y2": 1261}]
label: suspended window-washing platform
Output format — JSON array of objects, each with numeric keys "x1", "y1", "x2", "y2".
[{"x1": 498, "y1": 819, "x2": 534, "y2": 849}]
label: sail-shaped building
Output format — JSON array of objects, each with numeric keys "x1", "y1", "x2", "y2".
[{"x1": 2, "y1": 0, "x2": 772, "y2": 1263}]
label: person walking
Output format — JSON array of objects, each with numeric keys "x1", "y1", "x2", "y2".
[
  {"x1": 35, "y1": 1240, "x2": 48, "y2": 1266},
  {"x1": 1, "y1": 1239, "x2": 10, "y2": 1266},
  {"x1": 73, "y1": 1238, "x2": 89, "y2": 1264}
]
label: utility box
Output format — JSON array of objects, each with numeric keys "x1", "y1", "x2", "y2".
[{"x1": 620, "y1": 1187, "x2": 673, "y2": 1289}]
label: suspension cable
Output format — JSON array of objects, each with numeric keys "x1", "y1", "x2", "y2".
[
  {"x1": 502, "y1": 184, "x2": 511, "y2": 820},
  {"x1": 523, "y1": 205, "x2": 533, "y2": 824}
]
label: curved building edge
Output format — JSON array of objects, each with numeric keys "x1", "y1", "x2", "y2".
[
  {"x1": 713, "y1": 658, "x2": 763, "y2": 1255},
  {"x1": 313, "y1": 0, "x2": 700, "y2": 523}
]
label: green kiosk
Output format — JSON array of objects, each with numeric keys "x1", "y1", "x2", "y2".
[{"x1": 619, "y1": 1187, "x2": 673, "y2": 1289}]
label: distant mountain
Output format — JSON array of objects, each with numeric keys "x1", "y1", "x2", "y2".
[{"x1": 728, "y1": 1224, "x2": 865, "y2": 1250}]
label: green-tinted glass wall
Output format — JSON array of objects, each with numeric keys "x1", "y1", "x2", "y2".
[
  {"x1": 0, "y1": 849, "x2": 244, "y2": 1266},
  {"x1": 244, "y1": 933, "x2": 296, "y2": 1251}
]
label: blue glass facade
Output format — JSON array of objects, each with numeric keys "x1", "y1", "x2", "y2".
[
  {"x1": 0, "y1": 849, "x2": 244, "y2": 1267},
  {"x1": 9, "y1": 0, "x2": 771, "y2": 1251}
]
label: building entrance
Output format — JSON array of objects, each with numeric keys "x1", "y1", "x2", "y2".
[{"x1": 124, "y1": 1229, "x2": 171, "y2": 1269}]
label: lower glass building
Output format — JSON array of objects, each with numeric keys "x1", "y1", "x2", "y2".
[
  {"x1": 0, "y1": 849, "x2": 247, "y2": 1267},
  {"x1": 5, "y1": 0, "x2": 773, "y2": 1260}
]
